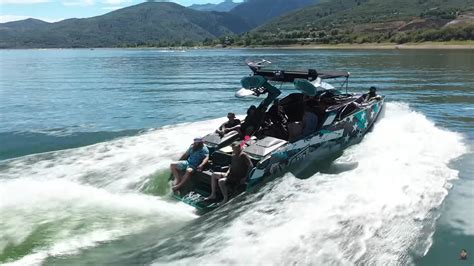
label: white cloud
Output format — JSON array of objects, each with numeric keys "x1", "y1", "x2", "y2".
[
  {"x1": 0, "y1": 14, "x2": 63, "y2": 23},
  {"x1": 0, "y1": 15, "x2": 29, "y2": 22},
  {"x1": 0, "y1": 0, "x2": 50, "y2": 4},
  {"x1": 62, "y1": 0, "x2": 95, "y2": 6}
]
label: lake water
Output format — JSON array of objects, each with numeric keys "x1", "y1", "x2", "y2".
[{"x1": 0, "y1": 48, "x2": 472, "y2": 265}]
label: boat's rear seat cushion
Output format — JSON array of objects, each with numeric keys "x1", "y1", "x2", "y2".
[{"x1": 204, "y1": 131, "x2": 239, "y2": 148}]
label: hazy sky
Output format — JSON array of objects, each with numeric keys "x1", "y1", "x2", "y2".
[{"x1": 0, "y1": 0, "x2": 242, "y2": 23}]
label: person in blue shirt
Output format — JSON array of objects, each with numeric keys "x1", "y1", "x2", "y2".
[{"x1": 170, "y1": 138, "x2": 209, "y2": 192}]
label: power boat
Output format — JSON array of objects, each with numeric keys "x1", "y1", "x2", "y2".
[{"x1": 172, "y1": 60, "x2": 385, "y2": 213}]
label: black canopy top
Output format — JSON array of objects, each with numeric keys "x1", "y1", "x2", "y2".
[{"x1": 247, "y1": 60, "x2": 349, "y2": 82}]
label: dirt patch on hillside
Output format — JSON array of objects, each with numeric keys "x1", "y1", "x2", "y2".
[
  {"x1": 355, "y1": 21, "x2": 405, "y2": 33},
  {"x1": 350, "y1": 12, "x2": 473, "y2": 35},
  {"x1": 445, "y1": 12, "x2": 474, "y2": 27},
  {"x1": 398, "y1": 18, "x2": 449, "y2": 31}
]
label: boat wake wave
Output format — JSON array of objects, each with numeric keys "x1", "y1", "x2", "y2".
[
  {"x1": 0, "y1": 103, "x2": 467, "y2": 265},
  {"x1": 0, "y1": 118, "x2": 226, "y2": 190},
  {"x1": 0, "y1": 178, "x2": 196, "y2": 265},
  {"x1": 0, "y1": 119, "x2": 227, "y2": 265},
  {"x1": 147, "y1": 102, "x2": 467, "y2": 265}
]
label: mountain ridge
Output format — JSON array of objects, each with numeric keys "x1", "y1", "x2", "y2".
[
  {"x1": 0, "y1": 2, "x2": 251, "y2": 48},
  {"x1": 189, "y1": 0, "x2": 240, "y2": 12},
  {"x1": 249, "y1": 0, "x2": 474, "y2": 45},
  {"x1": 0, "y1": 0, "x2": 472, "y2": 48}
]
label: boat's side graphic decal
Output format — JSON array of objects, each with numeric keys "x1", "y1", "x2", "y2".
[
  {"x1": 251, "y1": 128, "x2": 344, "y2": 181},
  {"x1": 248, "y1": 100, "x2": 384, "y2": 188}
]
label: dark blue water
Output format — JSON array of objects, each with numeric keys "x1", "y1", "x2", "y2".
[{"x1": 0, "y1": 49, "x2": 472, "y2": 265}]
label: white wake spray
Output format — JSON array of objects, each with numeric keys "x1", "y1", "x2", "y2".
[
  {"x1": 0, "y1": 118, "x2": 228, "y2": 265},
  {"x1": 155, "y1": 102, "x2": 467, "y2": 265},
  {"x1": 0, "y1": 103, "x2": 467, "y2": 265},
  {"x1": 0, "y1": 117, "x2": 226, "y2": 190},
  {"x1": 0, "y1": 178, "x2": 196, "y2": 266}
]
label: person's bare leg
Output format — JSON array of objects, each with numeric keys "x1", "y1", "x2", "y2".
[
  {"x1": 218, "y1": 178, "x2": 228, "y2": 204},
  {"x1": 170, "y1": 164, "x2": 181, "y2": 185},
  {"x1": 205, "y1": 173, "x2": 220, "y2": 200},
  {"x1": 174, "y1": 168, "x2": 193, "y2": 191}
]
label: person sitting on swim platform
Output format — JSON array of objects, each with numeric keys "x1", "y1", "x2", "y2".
[
  {"x1": 170, "y1": 138, "x2": 209, "y2": 192},
  {"x1": 205, "y1": 141, "x2": 253, "y2": 204}
]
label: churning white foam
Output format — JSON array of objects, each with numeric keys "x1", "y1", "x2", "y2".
[
  {"x1": 156, "y1": 102, "x2": 467, "y2": 265},
  {"x1": 0, "y1": 104, "x2": 468, "y2": 265},
  {"x1": 0, "y1": 118, "x2": 228, "y2": 265},
  {"x1": 0, "y1": 118, "x2": 225, "y2": 191},
  {"x1": 0, "y1": 178, "x2": 196, "y2": 266}
]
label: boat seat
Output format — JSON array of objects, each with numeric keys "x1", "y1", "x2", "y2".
[{"x1": 210, "y1": 150, "x2": 232, "y2": 171}]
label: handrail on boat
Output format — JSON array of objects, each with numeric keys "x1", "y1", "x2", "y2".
[{"x1": 336, "y1": 99, "x2": 360, "y2": 121}]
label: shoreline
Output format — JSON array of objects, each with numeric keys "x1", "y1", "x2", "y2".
[
  {"x1": 234, "y1": 41, "x2": 474, "y2": 50},
  {"x1": 2, "y1": 41, "x2": 473, "y2": 50}
]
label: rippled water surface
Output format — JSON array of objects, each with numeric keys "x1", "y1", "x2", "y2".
[{"x1": 0, "y1": 49, "x2": 473, "y2": 265}]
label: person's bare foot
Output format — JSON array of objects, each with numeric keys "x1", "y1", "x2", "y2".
[
  {"x1": 204, "y1": 195, "x2": 216, "y2": 201},
  {"x1": 172, "y1": 186, "x2": 181, "y2": 194}
]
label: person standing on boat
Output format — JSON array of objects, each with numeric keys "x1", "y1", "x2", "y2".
[
  {"x1": 264, "y1": 99, "x2": 289, "y2": 139},
  {"x1": 226, "y1": 77, "x2": 282, "y2": 137},
  {"x1": 170, "y1": 138, "x2": 209, "y2": 192},
  {"x1": 267, "y1": 99, "x2": 288, "y2": 126},
  {"x1": 205, "y1": 142, "x2": 253, "y2": 204},
  {"x1": 241, "y1": 105, "x2": 266, "y2": 136},
  {"x1": 216, "y1": 112, "x2": 241, "y2": 137}
]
